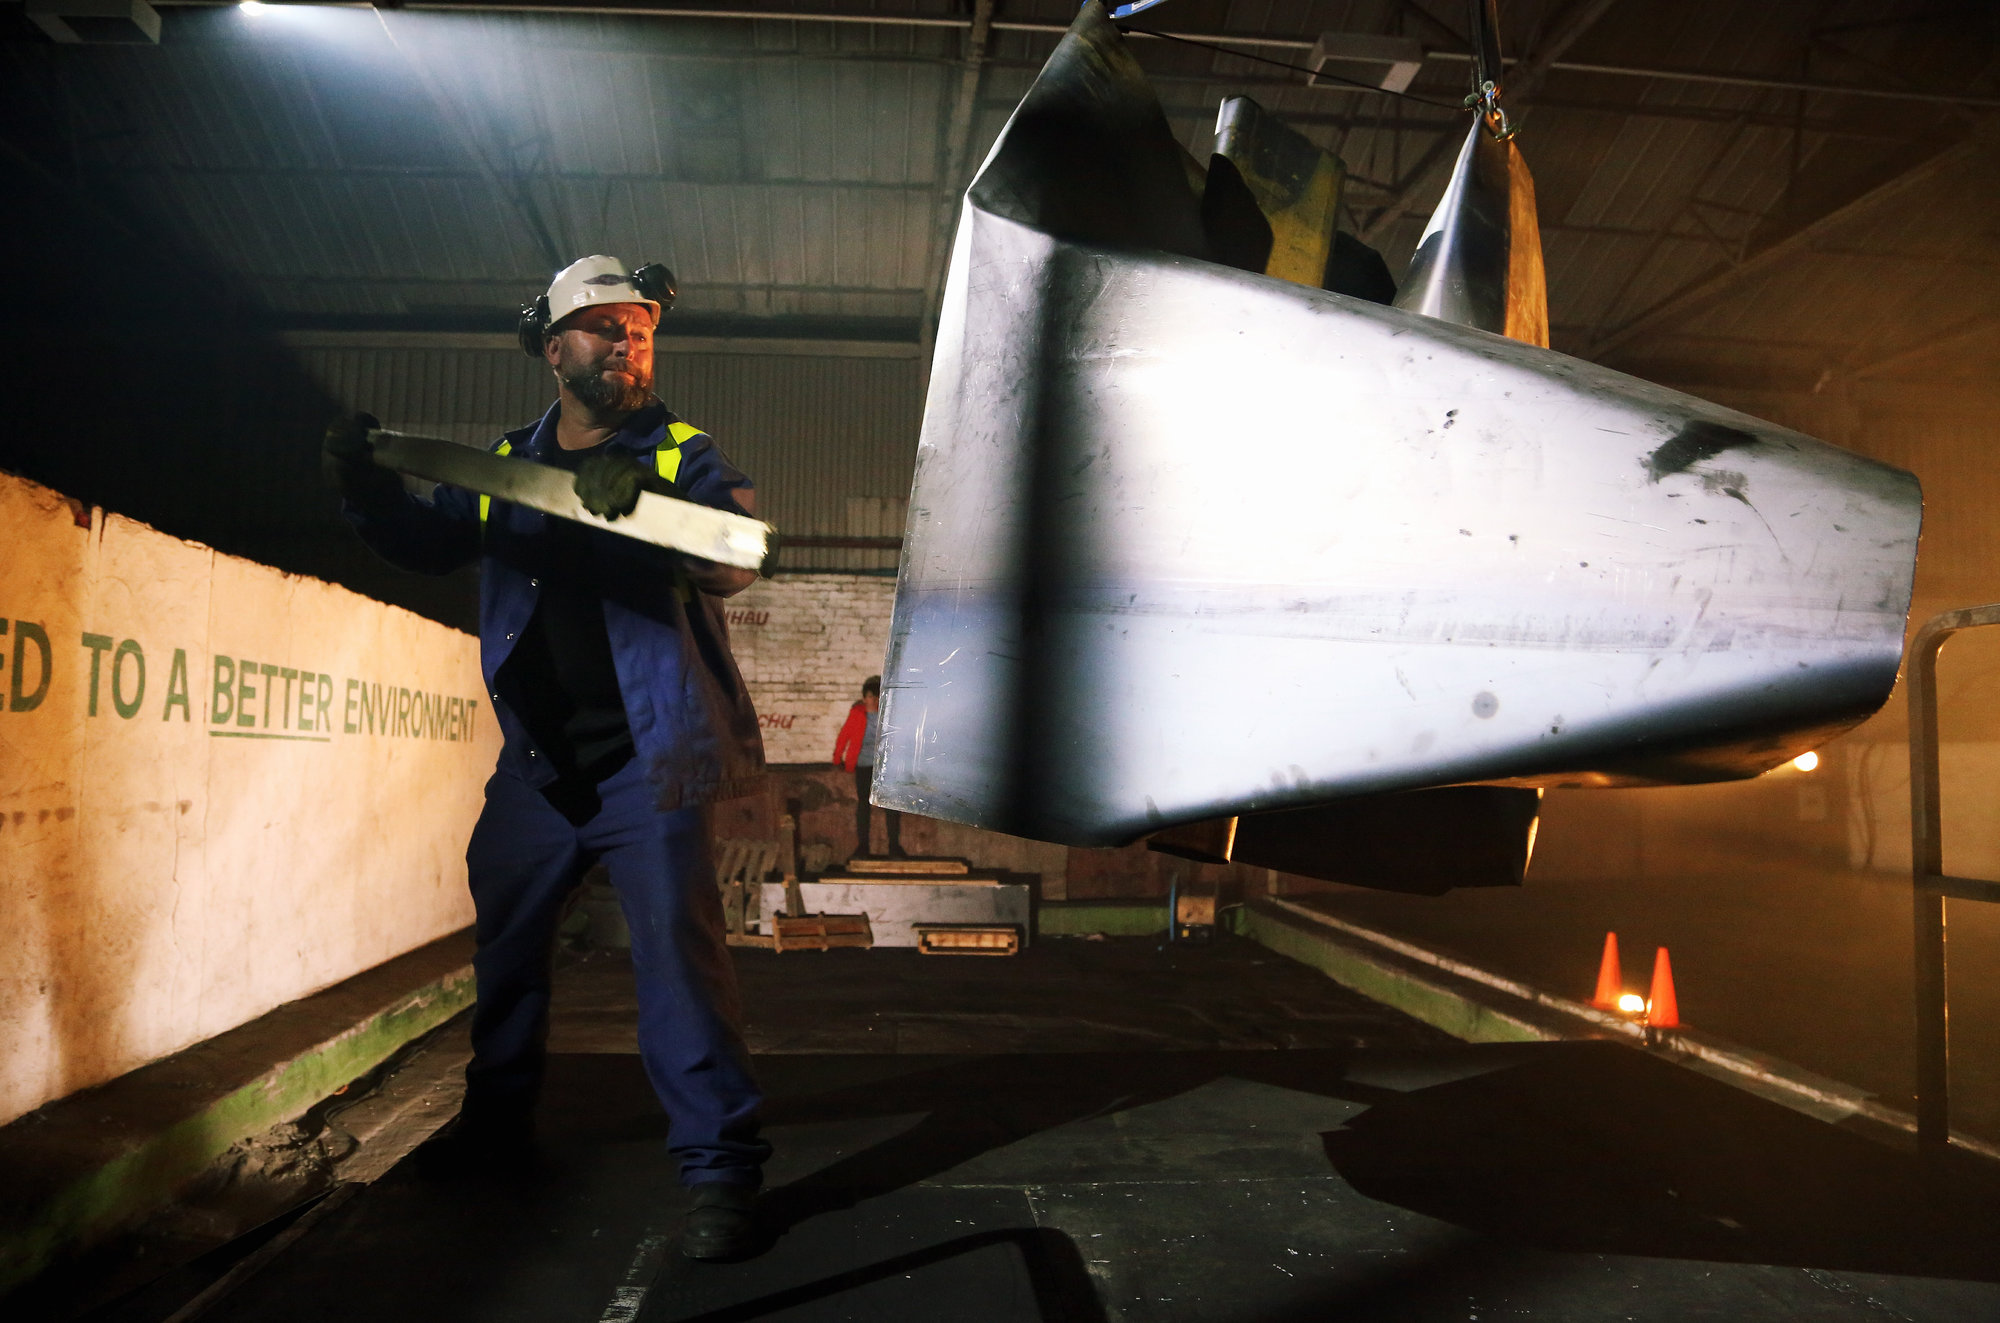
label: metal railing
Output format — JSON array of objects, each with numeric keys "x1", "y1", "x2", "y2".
[{"x1": 1906, "y1": 603, "x2": 2000, "y2": 1148}]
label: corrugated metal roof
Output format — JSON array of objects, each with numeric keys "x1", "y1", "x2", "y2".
[{"x1": 4, "y1": 0, "x2": 1992, "y2": 372}]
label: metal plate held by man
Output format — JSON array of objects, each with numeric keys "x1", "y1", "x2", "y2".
[{"x1": 367, "y1": 429, "x2": 773, "y2": 571}]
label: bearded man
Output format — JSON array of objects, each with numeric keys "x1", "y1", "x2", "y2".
[{"x1": 321, "y1": 255, "x2": 768, "y2": 1260}]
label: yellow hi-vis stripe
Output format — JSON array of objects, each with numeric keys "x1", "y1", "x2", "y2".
[
  {"x1": 662, "y1": 422, "x2": 702, "y2": 602},
  {"x1": 479, "y1": 425, "x2": 697, "y2": 525},
  {"x1": 659, "y1": 420, "x2": 700, "y2": 485},
  {"x1": 479, "y1": 439, "x2": 514, "y2": 523}
]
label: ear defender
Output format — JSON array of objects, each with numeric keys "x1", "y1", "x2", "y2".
[
  {"x1": 631, "y1": 264, "x2": 678, "y2": 313},
  {"x1": 516, "y1": 293, "x2": 552, "y2": 359}
]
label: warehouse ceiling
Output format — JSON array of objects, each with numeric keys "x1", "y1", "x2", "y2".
[{"x1": 4, "y1": 0, "x2": 1998, "y2": 390}]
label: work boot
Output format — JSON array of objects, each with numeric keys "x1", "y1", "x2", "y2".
[{"x1": 681, "y1": 1182, "x2": 763, "y2": 1261}]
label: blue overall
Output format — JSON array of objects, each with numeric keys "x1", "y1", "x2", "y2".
[{"x1": 343, "y1": 400, "x2": 769, "y2": 1187}]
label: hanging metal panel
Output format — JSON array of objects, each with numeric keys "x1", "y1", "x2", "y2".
[{"x1": 873, "y1": 3, "x2": 1923, "y2": 848}]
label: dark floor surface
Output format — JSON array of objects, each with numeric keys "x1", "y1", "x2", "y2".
[
  {"x1": 167, "y1": 938, "x2": 2000, "y2": 1321},
  {"x1": 1290, "y1": 854, "x2": 2000, "y2": 1144}
]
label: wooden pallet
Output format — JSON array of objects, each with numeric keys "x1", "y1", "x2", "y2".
[
  {"x1": 716, "y1": 815, "x2": 809, "y2": 945},
  {"x1": 915, "y1": 925, "x2": 1021, "y2": 956},
  {"x1": 714, "y1": 836, "x2": 776, "y2": 939},
  {"x1": 772, "y1": 913, "x2": 874, "y2": 952}
]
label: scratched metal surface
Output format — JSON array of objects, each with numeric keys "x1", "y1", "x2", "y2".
[
  {"x1": 873, "y1": 4, "x2": 1922, "y2": 848},
  {"x1": 1394, "y1": 119, "x2": 1514, "y2": 336}
]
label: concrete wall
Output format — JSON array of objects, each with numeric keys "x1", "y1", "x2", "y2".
[{"x1": 0, "y1": 474, "x2": 495, "y2": 1125}]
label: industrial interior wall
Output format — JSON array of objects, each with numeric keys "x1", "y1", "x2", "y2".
[
  {"x1": 0, "y1": 473, "x2": 495, "y2": 1126},
  {"x1": 288, "y1": 340, "x2": 926, "y2": 548}
]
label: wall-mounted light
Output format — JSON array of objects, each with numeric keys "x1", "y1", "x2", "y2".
[{"x1": 1792, "y1": 751, "x2": 1820, "y2": 773}]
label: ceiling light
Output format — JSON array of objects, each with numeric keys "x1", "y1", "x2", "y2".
[
  {"x1": 25, "y1": 0, "x2": 161, "y2": 44},
  {"x1": 1308, "y1": 33, "x2": 1426, "y2": 94}
]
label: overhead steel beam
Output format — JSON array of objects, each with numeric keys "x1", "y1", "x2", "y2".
[
  {"x1": 151, "y1": 2, "x2": 2000, "y2": 109},
  {"x1": 1358, "y1": 0, "x2": 1622, "y2": 244},
  {"x1": 260, "y1": 274, "x2": 916, "y2": 297},
  {"x1": 1849, "y1": 314, "x2": 2000, "y2": 379},
  {"x1": 1354, "y1": 133, "x2": 1461, "y2": 245},
  {"x1": 281, "y1": 329, "x2": 923, "y2": 356},
  {"x1": 1426, "y1": 50, "x2": 2000, "y2": 109},
  {"x1": 114, "y1": 162, "x2": 933, "y2": 192},
  {"x1": 1586, "y1": 132, "x2": 1989, "y2": 360},
  {"x1": 1133, "y1": 95, "x2": 1919, "y2": 140}
]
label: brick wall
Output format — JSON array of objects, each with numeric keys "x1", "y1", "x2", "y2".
[
  {"x1": 724, "y1": 573, "x2": 896, "y2": 766},
  {"x1": 719, "y1": 572, "x2": 1266, "y2": 903}
]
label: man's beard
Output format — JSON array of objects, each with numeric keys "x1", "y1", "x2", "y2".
[{"x1": 561, "y1": 358, "x2": 652, "y2": 415}]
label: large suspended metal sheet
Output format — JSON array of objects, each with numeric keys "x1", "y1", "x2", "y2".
[{"x1": 875, "y1": 3, "x2": 1922, "y2": 848}]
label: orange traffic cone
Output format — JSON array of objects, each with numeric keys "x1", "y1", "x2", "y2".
[
  {"x1": 1591, "y1": 932, "x2": 1623, "y2": 1008},
  {"x1": 1647, "y1": 946, "x2": 1680, "y2": 1029}
]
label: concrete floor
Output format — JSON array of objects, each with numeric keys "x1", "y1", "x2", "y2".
[
  {"x1": 102, "y1": 937, "x2": 2000, "y2": 1321},
  {"x1": 1290, "y1": 854, "x2": 2000, "y2": 1144}
]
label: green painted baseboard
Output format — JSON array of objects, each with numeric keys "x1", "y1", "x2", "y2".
[
  {"x1": 1231, "y1": 902, "x2": 1548, "y2": 1045},
  {"x1": 0, "y1": 934, "x2": 474, "y2": 1297},
  {"x1": 1036, "y1": 900, "x2": 1170, "y2": 936}
]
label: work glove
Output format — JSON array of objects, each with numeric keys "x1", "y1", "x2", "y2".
[
  {"x1": 321, "y1": 412, "x2": 403, "y2": 509},
  {"x1": 574, "y1": 450, "x2": 653, "y2": 521}
]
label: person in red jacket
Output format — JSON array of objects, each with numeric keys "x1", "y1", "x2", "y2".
[{"x1": 833, "y1": 675, "x2": 902, "y2": 858}]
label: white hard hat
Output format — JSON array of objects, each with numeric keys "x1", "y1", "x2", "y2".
[{"x1": 544, "y1": 255, "x2": 660, "y2": 327}]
